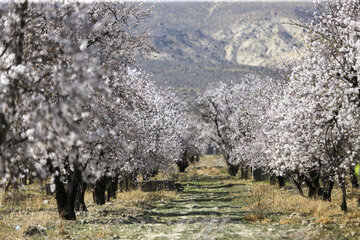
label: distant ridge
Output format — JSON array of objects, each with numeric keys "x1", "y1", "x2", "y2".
[{"x1": 138, "y1": 2, "x2": 314, "y2": 96}]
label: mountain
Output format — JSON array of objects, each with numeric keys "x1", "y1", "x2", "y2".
[{"x1": 138, "y1": 2, "x2": 315, "y2": 96}]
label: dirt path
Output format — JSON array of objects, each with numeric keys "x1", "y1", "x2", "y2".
[
  {"x1": 0, "y1": 157, "x2": 356, "y2": 239},
  {"x1": 110, "y1": 175, "x2": 312, "y2": 240}
]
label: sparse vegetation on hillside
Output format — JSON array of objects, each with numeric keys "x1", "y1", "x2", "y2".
[{"x1": 138, "y1": 2, "x2": 314, "y2": 96}]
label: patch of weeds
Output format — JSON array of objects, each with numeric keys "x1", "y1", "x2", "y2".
[
  {"x1": 244, "y1": 213, "x2": 263, "y2": 222},
  {"x1": 245, "y1": 185, "x2": 272, "y2": 221},
  {"x1": 0, "y1": 219, "x2": 12, "y2": 238},
  {"x1": 114, "y1": 189, "x2": 178, "y2": 210},
  {"x1": 0, "y1": 183, "x2": 55, "y2": 213}
]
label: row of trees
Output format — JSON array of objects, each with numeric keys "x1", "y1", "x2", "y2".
[
  {"x1": 263, "y1": 0, "x2": 360, "y2": 212},
  {"x1": 1, "y1": 0, "x2": 357, "y2": 219},
  {"x1": 197, "y1": 0, "x2": 359, "y2": 211},
  {"x1": 197, "y1": 75, "x2": 283, "y2": 177},
  {"x1": 0, "y1": 1, "x2": 200, "y2": 220}
]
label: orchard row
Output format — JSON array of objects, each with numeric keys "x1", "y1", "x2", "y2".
[{"x1": 200, "y1": 0, "x2": 360, "y2": 212}]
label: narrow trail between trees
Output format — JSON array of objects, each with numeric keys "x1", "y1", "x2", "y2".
[
  {"x1": 146, "y1": 176, "x2": 247, "y2": 225},
  {"x1": 111, "y1": 171, "x2": 314, "y2": 239},
  {"x1": 2, "y1": 156, "x2": 346, "y2": 239}
]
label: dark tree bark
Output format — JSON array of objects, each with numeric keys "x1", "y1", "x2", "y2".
[
  {"x1": 244, "y1": 166, "x2": 249, "y2": 179},
  {"x1": 119, "y1": 172, "x2": 138, "y2": 192},
  {"x1": 128, "y1": 172, "x2": 138, "y2": 191},
  {"x1": 340, "y1": 183, "x2": 348, "y2": 212},
  {"x1": 22, "y1": 173, "x2": 27, "y2": 185},
  {"x1": 321, "y1": 175, "x2": 334, "y2": 201},
  {"x1": 177, "y1": 159, "x2": 189, "y2": 172},
  {"x1": 305, "y1": 178, "x2": 316, "y2": 198},
  {"x1": 150, "y1": 169, "x2": 159, "y2": 178},
  {"x1": 21, "y1": 169, "x2": 34, "y2": 185},
  {"x1": 4, "y1": 181, "x2": 15, "y2": 192},
  {"x1": 93, "y1": 175, "x2": 107, "y2": 205},
  {"x1": 0, "y1": 113, "x2": 9, "y2": 146},
  {"x1": 228, "y1": 164, "x2": 239, "y2": 176},
  {"x1": 243, "y1": 168, "x2": 248, "y2": 179},
  {"x1": 106, "y1": 175, "x2": 118, "y2": 202},
  {"x1": 305, "y1": 170, "x2": 321, "y2": 199},
  {"x1": 177, "y1": 150, "x2": 190, "y2": 172},
  {"x1": 75, "y1": 181, "x2": 87, "y2": 212},
  {"x1": 240, "y1": 166, "x2": 246, "y2": 179},
  {"x1": 142, "y1": 168, "x2": 159, "y2": 180},
  {"x1": 277, "y1": 176, "x2": 286, "y2": 188},
  {"x1": 28, "y1": 174, "x2": 33, "y2": 185},
  {"x1": 270, "y1": 175, "x2": 277, "y2": 185},
  {"x1": 50, "y1": 160, "x2": 81, "y2": 220},
  {"x1": 350, "y1": 167, "x2": 359, "y2": 189},
  {"x1": 189, "y1": 154, "x2": 200, "y2": 164},
  {"x1": 305, "y1": 178, "x2": 321, "y2": 199},
  {"x1": 252, "y1": 168, "x2": 264, "y2": 181},
  {"x1": 291, "y1": 176, "x2": 304, "y2": 196}
]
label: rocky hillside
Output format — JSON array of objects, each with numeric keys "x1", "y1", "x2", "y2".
[{"x1": 138, "y1": 2, "x2": 314, "y2": 95}]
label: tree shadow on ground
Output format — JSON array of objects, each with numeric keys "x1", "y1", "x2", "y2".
[
  {"x1": 190, "y1": 205, "x2": 243, "y2": 210},
  {"x1": 182, "y1": 191, "x2": 231, "y2": 195},
  {"x1": 83, "y1": 214, "x2": 161, "y2": 225},
  {"x1": 174, "y1": 197, "x2": 234, "y2": 203},
  {"x1": 82, "y1": 213, "x2": 248, "y2": 225},
  {"x1": 179, "y1": 176, "x2": 231, "y2": 182},
  {"x1": 202, "y1": 183, "x2": 245, "y2": 189},
  {"x1": 145, "y1": 210, "x2": 247, "y2": 218},
  {"x1": 169, "y1": 216, "x2": 246, "y2": 224}
]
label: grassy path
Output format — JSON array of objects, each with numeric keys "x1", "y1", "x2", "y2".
[
  {"x1": 2, "y1": 156, "x2": 359, "y2": 239},
  {"x1": 100, "y1": 175, "x2": 307, "y2": 240}
]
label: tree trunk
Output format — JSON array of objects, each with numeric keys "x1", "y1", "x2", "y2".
[
  {"x1": 75, "y1": 182, "x2": 87, "y2": 212},
  {"x1": 305, "y1": 177, "x2": 322, "y2": 199},
  {"x1": 64, "y1": 168, "x2": 81, "y2": 219},
  {"x1": 129, "y1": 172, "x2": 138, "y2": 191},
  {"x1": 241, "y1": 166, "x2": 249, "y2": 179},
  {"x1": 177, "y1": 150, "x2": 189, "y2": 172},
  {"x1": 340, "y1": 183, "x2": 348, "y2": 212},
  {"x1": 93, "y1": 175, "x2": 107, "y2": 205},
  {"x1": 190, "y1": 154, "x2": 199, "y2": 164},
  {"x1": 54, "y1": 166, "x2": 81, "y2": 220},
  {"x1": 22, "y1": 174, "x2": 27, "y2": 185},
  {"x1": 177, "y1": 159, "x2": 189, "y2": 172},
  {"x1": 291, "y1": 177, "x2": 304, "y2": 196},
  {"x1": 119, "y1": 172, "x2": 138, "y2": 192},
  {"x1": 54, "y1": 178, "x2": 68, "y2": 218},
  {"x1": 305, "y1": 170, "x2": 321, "y2": 199},
  {"x1": 106, "y1": 175, "x2": 118, "y2": 202},
  {"x1": 305, "y1": 178, "x2": 315, "y2": 198},
  {"x1": 350, "y1": 167, "x2": 359, "y2": 189},
  {"x1": 270, "y1": 175, "x2": 277, "y2": 185},
  {"x1": 47, "y1": 158, "x2": 81, "y2": 220},
  {"x1": 252, "y1": 168, "x2": 264, "y2": 181},
  {"x1": 28, "y1": 174, "x2": 33, "y2": 185},
  {"x1": 277, "y1": 176, "x2": 286, "y2": 188},
  {"x1": 228, "y1": 164, "x2": 239, "y2": 176},
  {"x1": 321, "y1": 177, "x2": 334, "y2": 202},
  {"x1": 245, "y1": 166, "x2": 249, "y2": 179}
]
